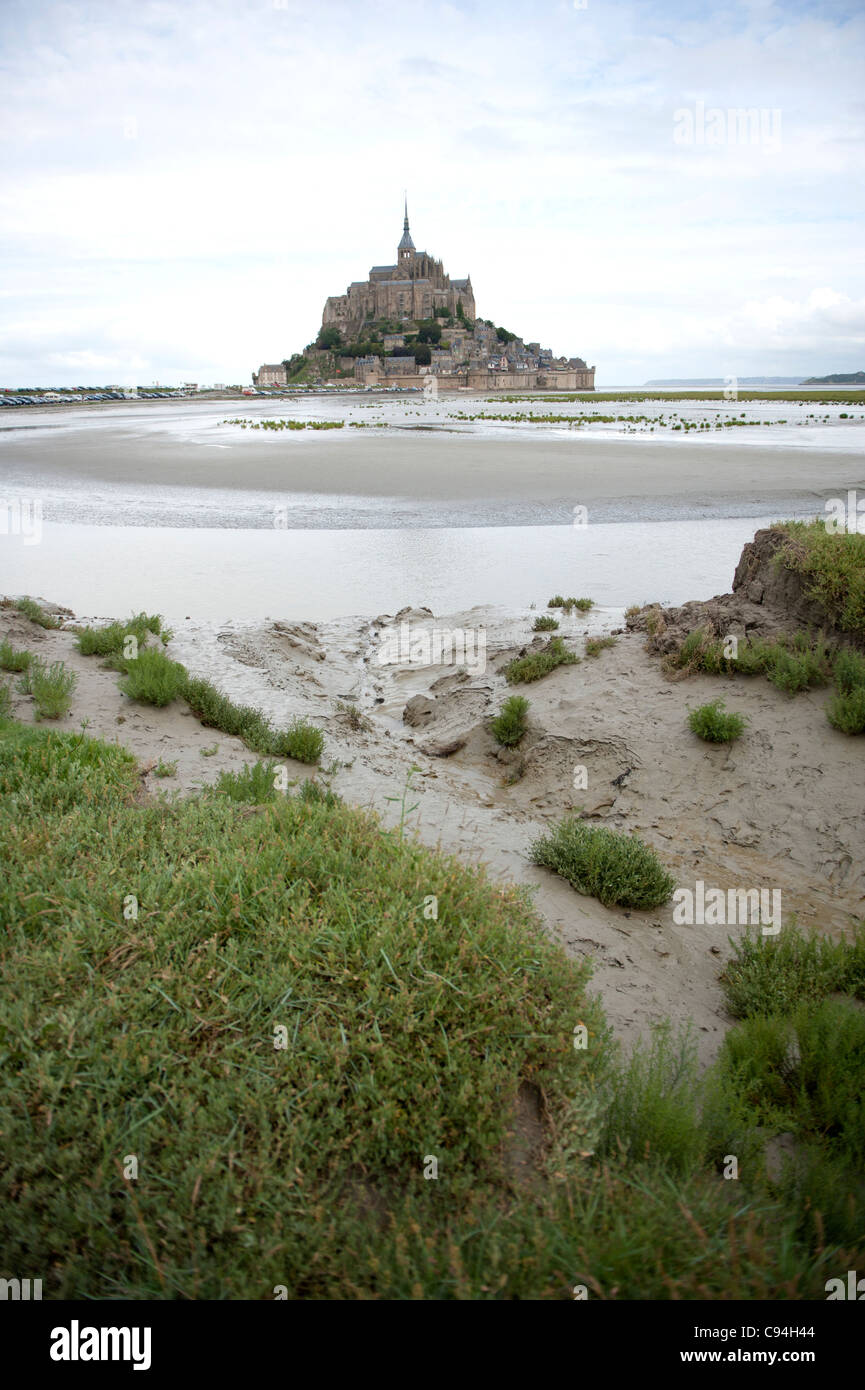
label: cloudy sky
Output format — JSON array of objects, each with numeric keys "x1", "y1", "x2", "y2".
[{"x1": 1, "y1": 0, "x2": 863, "y2": 386}]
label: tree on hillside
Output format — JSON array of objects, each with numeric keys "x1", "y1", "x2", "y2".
[
  {"x1": 316, "y1": 325, "x2": 343, "y2": 351},
  {"x1": 417, "y1": 320, "x2": 442, "y2": 344},
  {"x1": 413, "y1": 344, "x2": 432, "y2": 366}
]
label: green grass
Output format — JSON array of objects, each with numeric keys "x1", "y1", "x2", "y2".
[
  {"x1": 18, "y1": 658, "x2": 77, "y2": 719},
  {"x1": 298, "y1": 777, "x2": 342, "y2": 808},
  {"x1": 720, "y1": 922, "x2": 865, "y2": 1020},
  {"x1": 707, "y1": 997, "x2": 865, "y2": 1248},
  {"x1": 827, "y1": 686, "x2": 865, "y2": 734},
  {"x1": 490, "y1": 695, "x2": 530, "y2": 747},
  {"x1": 666, "y1": 616, "x2": 865, "y2": 730},
  {"x1": 548, "y1": 596, "x2": 595, "y2": 615},
  {"x1": 532, "y1": 615, "x2": 559, "y2": 632},
  {"x1": 530, "y1": 818, "x2": 676, "y2": 910},
  {"x1": 213, "y1": 759, "x2": 281, "y2": 803},
  {"x1": 504, "y1": 637, "x2": 579, "y2": 685},
  {"x1": 0, "y1": 639, "x2": 33, "y2": 672},
  {"x1": 153, "y1": 758, "x2": 178, "y2": 778},
  {"x1": 687, "y1": 698, "x2": 747, "y2": 743},
  {"x1": 598, "y1": 1021, "x2": 706, "y2": 1175},
  {"x1": 0, "y1": 682, "x2": 10, "y2": 720},
  {"x1": 833, "y1": 646, "x2": 865, "y2": 695},
  {"x1": 75, "y1": 612, "x2": 165, "y2": 657},
  {"x1": 119, "y1": 648, "x2": 188, "y2": 707},
  {"x1": 271, "y1": 718, "x2": 325, "y2": 765},
  {"x1": 75, "y1": 618, "x2": 325, "y2": 764},
  {"x1": 826, "y1": 646, "x2": 865, "y2": 733},
  {"x1": 0, "y1": 717, "x2": 605, "y2": 1298},
  {"x1": 668, "y1": 626, "x2": 838, "y2": 696},
  {"x1": 182, "y1": 675, "x2": 272, "y2": 747},
  {"x1": 182, "y1": 676, "x2": 323, "y2": 763},
  {"x1": 584, "y1": 636, "x2": 617, "y2": 658},
  {"x1": 12, "y1": 597, "x2": 62, "y2": 629},
  {"x1": 0, "y1": 716, "x2": 862, "y2": 1298},
  {"x1": 774, "y1": 520, "x2": 865, "y2": 641}
]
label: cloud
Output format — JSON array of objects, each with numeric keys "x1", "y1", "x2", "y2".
[{"x1": 0, "y1": 0, "x2": 862, "y2": 383}]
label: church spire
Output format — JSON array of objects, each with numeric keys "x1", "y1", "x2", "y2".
[{"x1": 398, "y1": 194, "x2": 415, "y2": 257}]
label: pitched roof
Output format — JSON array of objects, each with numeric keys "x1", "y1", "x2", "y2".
[{"x1": 398, "y1": 198, "x2": 416, "y2": 252}]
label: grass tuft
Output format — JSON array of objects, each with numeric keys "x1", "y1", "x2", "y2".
[
  {"x1": 0, "y1": 639, "x2": 34, "y2": 673},
  {"x1": 530, "y1": 817, "x2": 676, "y2": 909},
  {"x1": 13, "y1": 597, "x2": 62, "y2": 629},
  {"x1": 504, "y1": 637, "x2": 579, "y2": 685},
  {"x1": 119, "y1": 648, "x2": 187, "y2": 707},
  {"x1": 18, "y1": 658, "x2": 76, "y2": 719},
  {"x1": 687, "y1": 698, "x2": 747, "y2": 743},
  {"x1": 490, "y1": 695, "x2": 530, "y2": 747},
  {"x1": 214, "y1": 759, "x2": 281, "y2": 803},
  {"x1": 585, "y1": 635, "x2": 617, "y2": 658}
]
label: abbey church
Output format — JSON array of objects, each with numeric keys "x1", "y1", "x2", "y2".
[
  {"x1": 322, "y1": 203, "x2": 475, "y2": 335},
  {"x1": 255, "y1": 205, "x2": 595, "y2": 390}
]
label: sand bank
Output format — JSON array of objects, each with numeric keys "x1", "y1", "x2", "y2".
[{"x1": 7, "y1": 428, "x2": 865, "y2": 523}]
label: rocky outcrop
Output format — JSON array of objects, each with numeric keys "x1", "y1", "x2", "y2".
[{"x1": 628, "y1": 527, "x2": 859, "y2": 657}]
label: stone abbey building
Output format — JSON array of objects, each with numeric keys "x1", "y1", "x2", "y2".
[
  {"x1": 321, "y1": 203, "x2": 476, "y2": 334},
  {"x1": 255, "y1": 206, "x2": 595, "y2": 390}
]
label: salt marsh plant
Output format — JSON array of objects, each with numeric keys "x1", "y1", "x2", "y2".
[
  {"x1": 273, "y1": 718, "x2": 325, "y2": 765},
  {"x1": 182, "y1": 675, "x2": 273, "y2": 748},
  {"x1": 299, "y1": 778, "x2": 342, "y2": 807},
  {"x1": 490, "y1": 695, "x2": 530, "y2": 747},
  {"x1": 547, "y1": 596, "x2": 592, "y2": 613},
  {"x1": 336, "y1": 699, "x2": 372, "y2": 732},
  {"x1": 833, "y1": 646, "x2": 865, "y2": 696},
  {"x1": 153, "y1": 758, "x2": 178, "y2": 778},
  {"x1": 533, "y1": 615, "x2": 559, "y2": 632},
  {"x1": 530, "y1": 818, "x2": 676, "y2": 909},
  {"x1": 669, "y1": 625, "x2": 834, "y2": 693},
  {"x1": 214, "y1": 760, "x2": 280, "y2": 803},
  {"x1": 827, "y1": 686, "x2": 865, "y2": 735},
  {"x1": 0, "y1": 639, "x2": 33, "y2": 672},
  {"x1": 119, "y1": 648, "x2": 187, "y2": 707},
  {"x1": 13, "y1": 597, "x2": 62, "y2": 629},
  {"x1": 774, "y1": 519, "x2": 865, "y2": 640},
  {"x1": 687, "y1": 699, "x2": 747, "y2": 743},
  {"x1": 19, "y1": 659, "x2": 77, "y2": 719},
  {"x1": 504, "y1": 637, "x2": 578, "y2": 684},
  {"x1": 75, "y1": 612, "x2": 166, "y2": 657},
  {"x1": 720, "y1": 922, "x2": 865, "y2": 1020},
  {"x1": 585, "y1": 636, "x2": 617, "y2": 658}
]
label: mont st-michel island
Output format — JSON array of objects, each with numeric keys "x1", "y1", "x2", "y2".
[{"x1": 254, "y1": 203, "x2": 596, "y2": 392}]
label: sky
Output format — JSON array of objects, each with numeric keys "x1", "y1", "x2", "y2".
[{"x1": 1, "y1": 0, "x2": 863, "y2": 387}]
